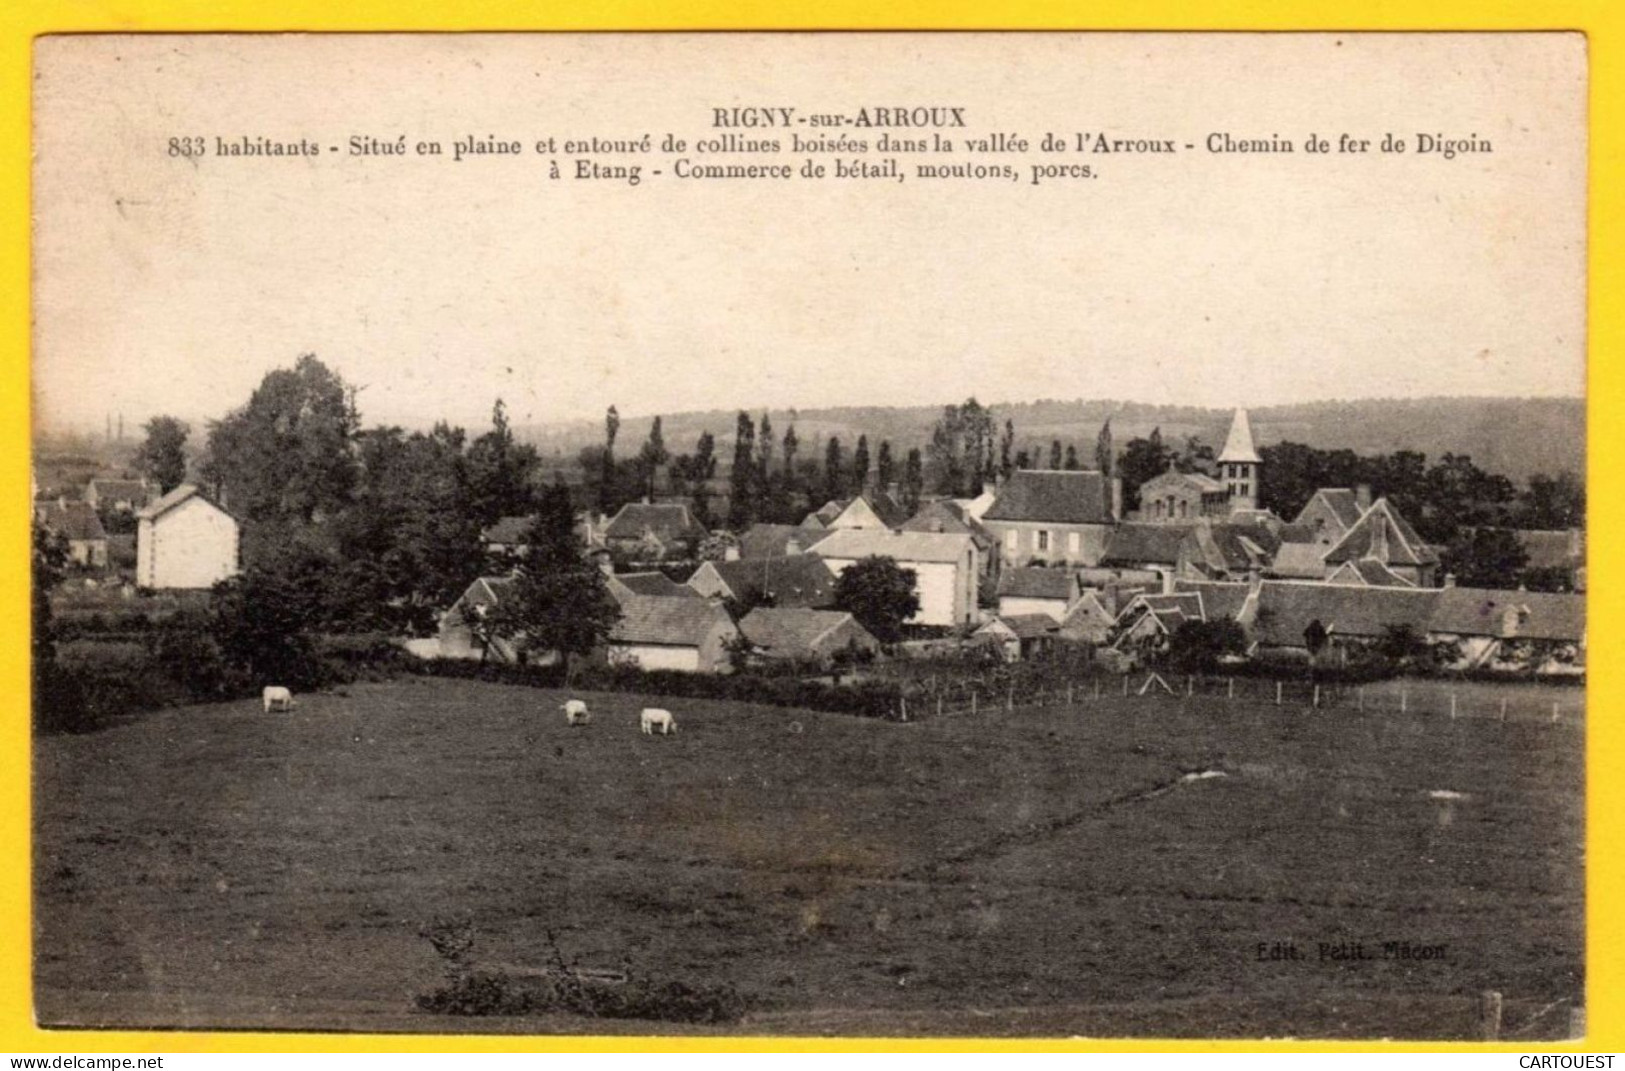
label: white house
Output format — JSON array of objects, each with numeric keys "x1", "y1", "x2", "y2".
[
  {"x1": 605, "y1": 594, "x2": 740, "y2": 673},
  {"x1": 135, "y1": 484, "x2": 240, "y2": 589},
  {"x1": 811, "y1": 528, "x2": 980, "y2": 628}
]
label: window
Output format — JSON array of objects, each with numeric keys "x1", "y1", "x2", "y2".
[
  {"x1": 1005, "y1": 529, "x2": 1018, "y2": 551},
  {"x1": 1037, "y1": 530, "x2": 1050, "y2": 552},
  {"x1": 1068, "y1": 532, "x2": 1080, "y2": 555}
]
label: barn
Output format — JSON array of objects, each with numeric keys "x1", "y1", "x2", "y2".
[{"x1": 604, "y1": 595, "x2": 740, "y2": 673}]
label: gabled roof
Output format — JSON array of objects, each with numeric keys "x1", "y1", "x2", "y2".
[
  {"x1": 1190, "y1": 523, "x2": 1281, "y2": 574},
  {"x1": 900, "y1": 499, "x2": 995, "y2": 548},
  {"x1": 980, "y1": 613, "x2": 1062, "y2": 640},
  {"x1": 1122, "y1": 592, "x2": 1206, "y2": 622},
  {"x1": 811, "y1": 528, "x2": 975, "y2": 565},
  {"x1": 808, "y1": 493, "x2": 910, "y2": 531},
  {"x1": 739, "y1": 607, "x2": 875, "y2": 656},
  {"x1": 612, "y1": 571, "x2": 699, "y2": 598},
  {"x1": 1250, "y1": 582, "x2": 1438, "y2": 647},
  {"x1": 1323, "y1": 498, "x2": 1439, "y2": 567},
  {"x1": 1327, "y1": 559, "x2": 1417, "y2": 588},
  {"x1": 1295, "y1": 489, "x2": 1365, "y2": 532},
  {"x1": 701, "y1": 554, "x2": 838, "y2": 609},
  {"x1": 1141, "y1": 468, "x2": 1225, "y2": 494},
  {"x1": 136, "y1": 483, "x2": 233, "y2": 523},
  {"x1": 482, "y1": 515, "x2": 537, "y2": 544},
  {"x1": 88, "y1": 478, "x2": 151, "y2": 505},
  {"x1": 603, "y1": 502, "x2": 708, "y2": 543},
  {"x1": 38, "y1": 500, "x2": 106, "y2": 542},
  {"x1": 997, "y1": 566, "x2": 1076, "y2": 601},
  {"x1": 608, "y1": 594, "x2": 734, "y2": 648},
  {"x1": 983, "y1": 470, "x2": 1115, "y2": 525},
  {"x1": 1217, "y1": 408, "x2": 1261, "y2": 464},
  {"x1": 1172, "y1": 579, "x2": 1253, "y2": 622},
  {"x1": 1101, "y1": 523, "x2": 1192, "y2": 567},
  {"x1": 737, "y1": 523, "x2": 831, "y2": 559},
  {"x1": 1430, "y1": 587, "x2": 1585, "y2": 643},
  {"x1": 1268, "y1": 541, "x2": 1329, "y2": 579}
]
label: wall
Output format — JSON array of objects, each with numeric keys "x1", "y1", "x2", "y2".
[
  {"x1": 137, "y1": 497, "x2": 239, "y2": 589},
  {"x1": 999, "y1": 595, "x2": 1070, "y2": 622},
  {"x1": 984, "y1": 520, "x2": 1113, "y2": 568},
  {"x1": 608, "y1": 643, "x2": 702, "y2": 673}
]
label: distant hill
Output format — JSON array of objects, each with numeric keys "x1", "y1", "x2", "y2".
[{"x1": 519, "y1": 396, "x2": 1585, "y2": 486}]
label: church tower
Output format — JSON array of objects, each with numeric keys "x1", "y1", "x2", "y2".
[{"x1": 1218, "y1": 408, "x2": 1261, "y2": 512}]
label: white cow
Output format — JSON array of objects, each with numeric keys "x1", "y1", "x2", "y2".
[
  {"x1": 640, "y1": 708, "x2": 676, "y2": 736},
  {"x1": 262, "y1": 686, "x2": 296, "y2": 713},
  {"x1": 561, "y1": 698, "x2": 590, "y2": 726}
]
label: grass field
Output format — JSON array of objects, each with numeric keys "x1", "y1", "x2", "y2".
[{"x1": 34, "y1": 676, "x2": 1583, "y2": 1039}]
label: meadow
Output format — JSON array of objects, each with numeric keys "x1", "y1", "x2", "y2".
[{"x1": 34, "y1": 675, "x2": 1583, "y2": 1038}]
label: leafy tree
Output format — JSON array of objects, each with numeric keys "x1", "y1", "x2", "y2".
[
  {"x1": 833, "y1": 555, "x2": 920, "y2": 643},
  {"x1": 600, "y1": 405, "x2": 621, "y2": 516},
  {"x1": 1303, "y1": 619, "x2": 1329, "y2": 662},
  {"x1": 1049, "y1": 440, "x2": 1063, "y2": 470},
  {"x1": 1165, "y1": 617, "x2": 1246, "y2": 670},
  {"x1": 1118, "y1": 428, "x2": 1172, "y2": 511},
  {"x1": 634, "y1": 415, "x2": 669, "y2": 500},
  {"x1": 853, "y1": 435, "x2": 871, "y2": 494},
  {"x1": 1094, "y1": 419, "x2": 1113, "y2": 477},
  {"x1": 875, "y1": 439, "x2": 893, "y2": 492},
  {"x1": 465, "y1": 399, "x2": 540, "y2": 528},
  {"x1": 927, "y1": 398, "x2": 996, "y2": 496},
  {"x1": 823, "y1": 436, "x2": 844, "y2": 503},
  {"x1": 1064, "y1": 444, "x2": 1080, "y2": 471},
  {"x1": 901, "y1": 448, "x2": 924, "y2": 516},
  {"x1": 135, "y1": 416, "x2": 190, "y2": 493},
  {"x1": 1000, "y1": 419, "x2": 1016, "y2": 478},
  {"x1": 210, "y1": 539, "x2": 336, "y2": 687},
  {"x1": 728, "y1": 411, "x2": 757, "y2": 529},
  {"x1": 1376, "y1": 623, "x2": 1432, "y2": 664},
  {"x1": 33, "y1": 521, "x2": 67, "y2": 671},
  {"x1": 201, "y1": 354, "x2": 359, "y2": 525},
  {"x1": 1519, "y1": 471, "x2": 1585, "y2": 530},
  {"x1": 1441, "y1": 527, "x2": 1530, "y2": 589}
]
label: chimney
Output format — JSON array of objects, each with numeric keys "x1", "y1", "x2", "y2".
[
  {"x1": 1443, "y1": 572, "x2": 1457, "y2": 588},
  {"x1": 1355, "y1": 484, "x2": 1372, "y2": 511},
  {"x1": 1158, "y1": 568, "x2": 1175, "y2": 596},
  {"x1": 1110, "y1": 477, "x2": 1123, "y2": 521},
  {"x1": 1366, "y1": 514, "x2": 1390, "y2": 562}
]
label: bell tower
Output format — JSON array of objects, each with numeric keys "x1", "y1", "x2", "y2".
[{"x1": 1218, "y1": 408, "x2": 1261, "y2": 512}]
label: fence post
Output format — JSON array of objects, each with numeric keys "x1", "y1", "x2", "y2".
[
  {"x1": 1007, "y1": 683, "x2": 1014, "y2": 713},
  {"x1": 971, "y1": 690, "x2": 978, "y2": 717},
  {"x1": 1313, "y1": 684, "x2": 1320, "y2": 709},
  {"x1": 1401, "y1": 689, "x2": 1408, "y2": 714},
  {"x1": 900, "y1": 695, "x2": 908, "y2": 722},
  {"x1": 1122, "y1": 675, "x2": 1129, "y2": 697},
  {"x1": 1552, "y1": 700, "x2": 1560, "y2": 723},
  {"x1": 1186, "y1": 675, "x2": 1194, "y2": 697},
  {"x1": 1276, "y1": 680, "x2": 1282, "y2": 706},
  {"x1": 1479, "y1": 990, "x2": 1503, "y2": 1042},
  {"x1": 1499, "y1": 698, "x2": 1507, "y2": 722},
  {"x1": 1227, "y1": 677, "x2": 1234, "y2": 700}
]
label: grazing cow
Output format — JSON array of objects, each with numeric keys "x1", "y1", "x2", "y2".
[
  {"x1": 561, "y1": 698, "x2": 590, "y2": 726},
  {"x1": 640, "y1": 708, "x2": 676, "y2": 736},
  {"x1": 263, "y1": 686, "x2": 295, "y2": 713}
]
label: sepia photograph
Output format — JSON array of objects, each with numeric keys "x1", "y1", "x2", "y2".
[{"x1": 29, "y1": 32, "x2": 1586, "y2": 1040}]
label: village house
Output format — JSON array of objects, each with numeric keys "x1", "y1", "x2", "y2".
[
  {"x1": 603, "y1": 594, "x2": 739, "y2": 673},
  {"x1": 1136, "y1": 467, "x2": 1229, "y2": 523},
  {"x1": 1321, "y1": 497, "x2": 1441, "y2": 587},
  {"x1": 607, "y1": 571, "x2": 700, "y2": 599},
  {"x1": 1100, "y1": 523, "x2": 1191, "y2": 574},
  {"x1": 686, "y1": 554, "x2": 839, "y2": 610},
  {"x1": 812, "y1": 528, "x2": 981, "y2": 628},
  {"x1": 1216, "y1": 408, "x2": 1263, "y2": 512},
  {"x1": 901, "y1": 498, "x2": 1000, "y2": 582},
  {"x1": 602, "y1": 501, "x2": 709, "y2": 561},
  {"x1": 733, "y1": 522, "x2": 832, "y2": 560},
  {"x1": 1057, "y1": 588, "x2": 1120, "y2": 645},
  {"x1": 1427, "y1": 585, "x2": 1586, "y2": 674},
  {"x1": 37, "y1": 499, "x2": 109, "y2": 569},
  {"x1": 1179, "y1": 521, "x2": 1280, "y2": 581},
  {"x1": 1287, "y1": 487, "x2": 1370, "y2": 550},
  {"x1": 995, "y1": 566, "x2": 1079, "y2": 621},
  {"x1": 737, "y1": 607, "x2": 880, "y2": 667},
  {"x1": 437, "y1": 576, "x2": 521, "y2": 662},
  {"x1": 801, "y1": 491, "x2": 910, "y2": 531},
  {"x1": 975, "y1": 613, "x2": 1061, "y2": 661},
  {"x1": 981, "y1": 469, "x2": 1122, "y2": 567},
  {"x1": 84, "y1": 477, "x2": 154, "y2": 513},
  {"x1": 135, "y1": 484, "x2": 240, "y2": 589}
]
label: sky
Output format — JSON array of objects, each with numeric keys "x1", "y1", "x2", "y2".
[{"x1": 32, "y1": 33, "x2": 1586, "y2": 436}]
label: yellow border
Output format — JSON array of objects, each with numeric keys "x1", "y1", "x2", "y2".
[{"x1": 4, "y1": 1, "x2": 1616, "y2": 1054}]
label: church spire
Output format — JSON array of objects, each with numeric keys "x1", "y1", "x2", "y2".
[
  {"x1": 1217, "y1": 408, "x2": 1261, "y2": 464},
  {"x1": 1218, "y1": 408, "x2": 1261, "y2": 511}
]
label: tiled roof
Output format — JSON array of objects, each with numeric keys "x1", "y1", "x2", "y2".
[
  {"x1": 1217, "y1": 409, "x2": 1261, "y2": 464},
  {"x1": 1101, "y1": 523, "x2": 1192, "y2": 566},
  {"x1": 38, "y1": 501, "x2": 106, "y2": 542},
  {"x1": 1323, "y1": 498, "x2": 1439, "y2": 567},
  {"x1": 609, "y1": 594, "x2": 734, "y2": 647},
  {"x1": 1141, "y1": 469, "x2": 1225, "y2": 494},
  {"x1": 900, "y1": 499, "x2": 995, "y2": 548},
  {"x1": 812, "y1": 528, "x2": 975, "y2": 565},
  {"x1": 703, "y1": 555, "x2": 838, "y2": 609},
  {"x1": 983, "y1": 470, "x2": 1114, "y2": 525},
  {"x1": 1172, "y1": 579, "x2": 1253, "y2": 622},
  {"x1": 737, "y1": 523, "x2": 832, "y2": 559},
  {"x1": 1250, "y1": 582, "x2": 1438, "y2": 647},
  {"x1": 1430, "y1": 587, "x2": 1585, "y2": 643},
  {"x1": 136, "y1": 483, "x2": 233, "y2": 522},
  {"x1": 998, "y1": 613, "x2": 1062, "y2": 640},
  {"x1": 1300, "y1": 489, "x2": 1365, "y2": 531},
  {"x1": 1328, "y1": 560, "x2": 1417, "y2": 588},
  {"x1": 612, "y1": 571, "x2": 699, "y2": 598},
  {"x1": 603, "y1": 502, "x2": 708, "y2": 543},
  {"x1": 739, "y1": 607, "x2": 875, "y2": 656},
  {"x1": 1268, "y1": 541, "x2": 1328, "y2": 579},
  {"x1": 997, "y1": 566, "x2": 1076, "y2": 601}
]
